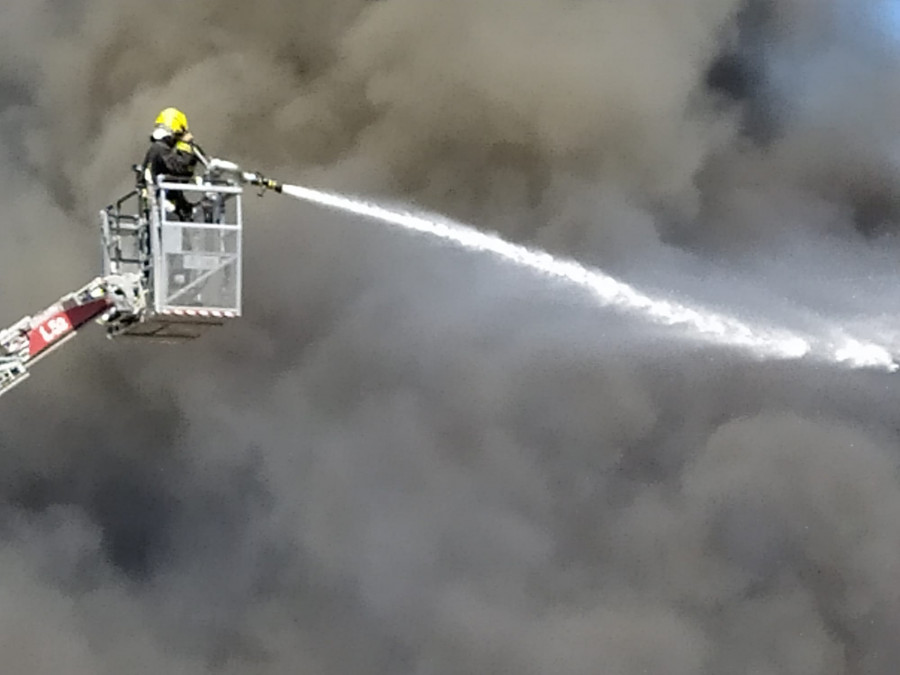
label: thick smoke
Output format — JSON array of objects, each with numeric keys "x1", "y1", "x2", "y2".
[{"x1": 2, "y1": 0, "x2": 900, "y2": 673}]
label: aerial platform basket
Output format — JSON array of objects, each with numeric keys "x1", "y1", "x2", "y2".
[
  {"x1": 0, "y1": 157, "x2": 280, "y2": 400},
  {"x1": 100, "y1": 174, "x2": 244, "y2": 340}
]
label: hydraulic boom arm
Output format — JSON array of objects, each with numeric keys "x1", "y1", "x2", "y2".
[{"x1": 0, "y1": 275, "x2": 143, "y2": 399}]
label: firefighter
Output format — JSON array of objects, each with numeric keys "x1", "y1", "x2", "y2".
[{"x1": 142, "y1": 107, "x2": 199, "y2": 220}]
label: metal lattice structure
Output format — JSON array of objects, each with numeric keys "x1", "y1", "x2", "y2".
[{"x1": 100, "y1": 174, "x2": 245, "y2": 340}]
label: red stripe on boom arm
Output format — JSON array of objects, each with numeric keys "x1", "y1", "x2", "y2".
[{"x1": 27, "y1": 298, "x2": 110, "y2": 357}]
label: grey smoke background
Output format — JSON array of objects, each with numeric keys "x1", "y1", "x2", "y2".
[{"x1": 2, "y1": 0, "x2": 900, "y2": 672}]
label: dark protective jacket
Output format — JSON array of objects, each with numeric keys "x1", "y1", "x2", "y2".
[
  {"x1": 142, "y1": 138, "x2": 198, "y2": 220},
  {"x1": 142, "y1": 138, "x2": 197, "y2": 182}
]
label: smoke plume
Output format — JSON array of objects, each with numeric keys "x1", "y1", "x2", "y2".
[{"x1": 1, "y1": 0, "x2": 900, "y2": 673}]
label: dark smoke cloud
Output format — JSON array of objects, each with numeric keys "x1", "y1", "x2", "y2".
[{"x1": 1, "y1": 0, "x2": 900, "y2": 673}]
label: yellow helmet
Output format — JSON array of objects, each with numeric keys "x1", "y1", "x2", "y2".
[{"x1": 153, "y1": 107, "x2": 189, "y2": 136}]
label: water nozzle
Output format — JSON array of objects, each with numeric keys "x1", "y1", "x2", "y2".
[{"x1": 242, "y1": 171, "x2": 282, "y2": 194}]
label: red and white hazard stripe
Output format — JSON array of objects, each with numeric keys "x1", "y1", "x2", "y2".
[{"x1": 160, "y1": 308, "x2": 238, "y2": 319}]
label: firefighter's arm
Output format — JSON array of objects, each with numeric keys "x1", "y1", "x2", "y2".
[{"x1": 164, "y1": 143, "x2": 199, "y2": 174}]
